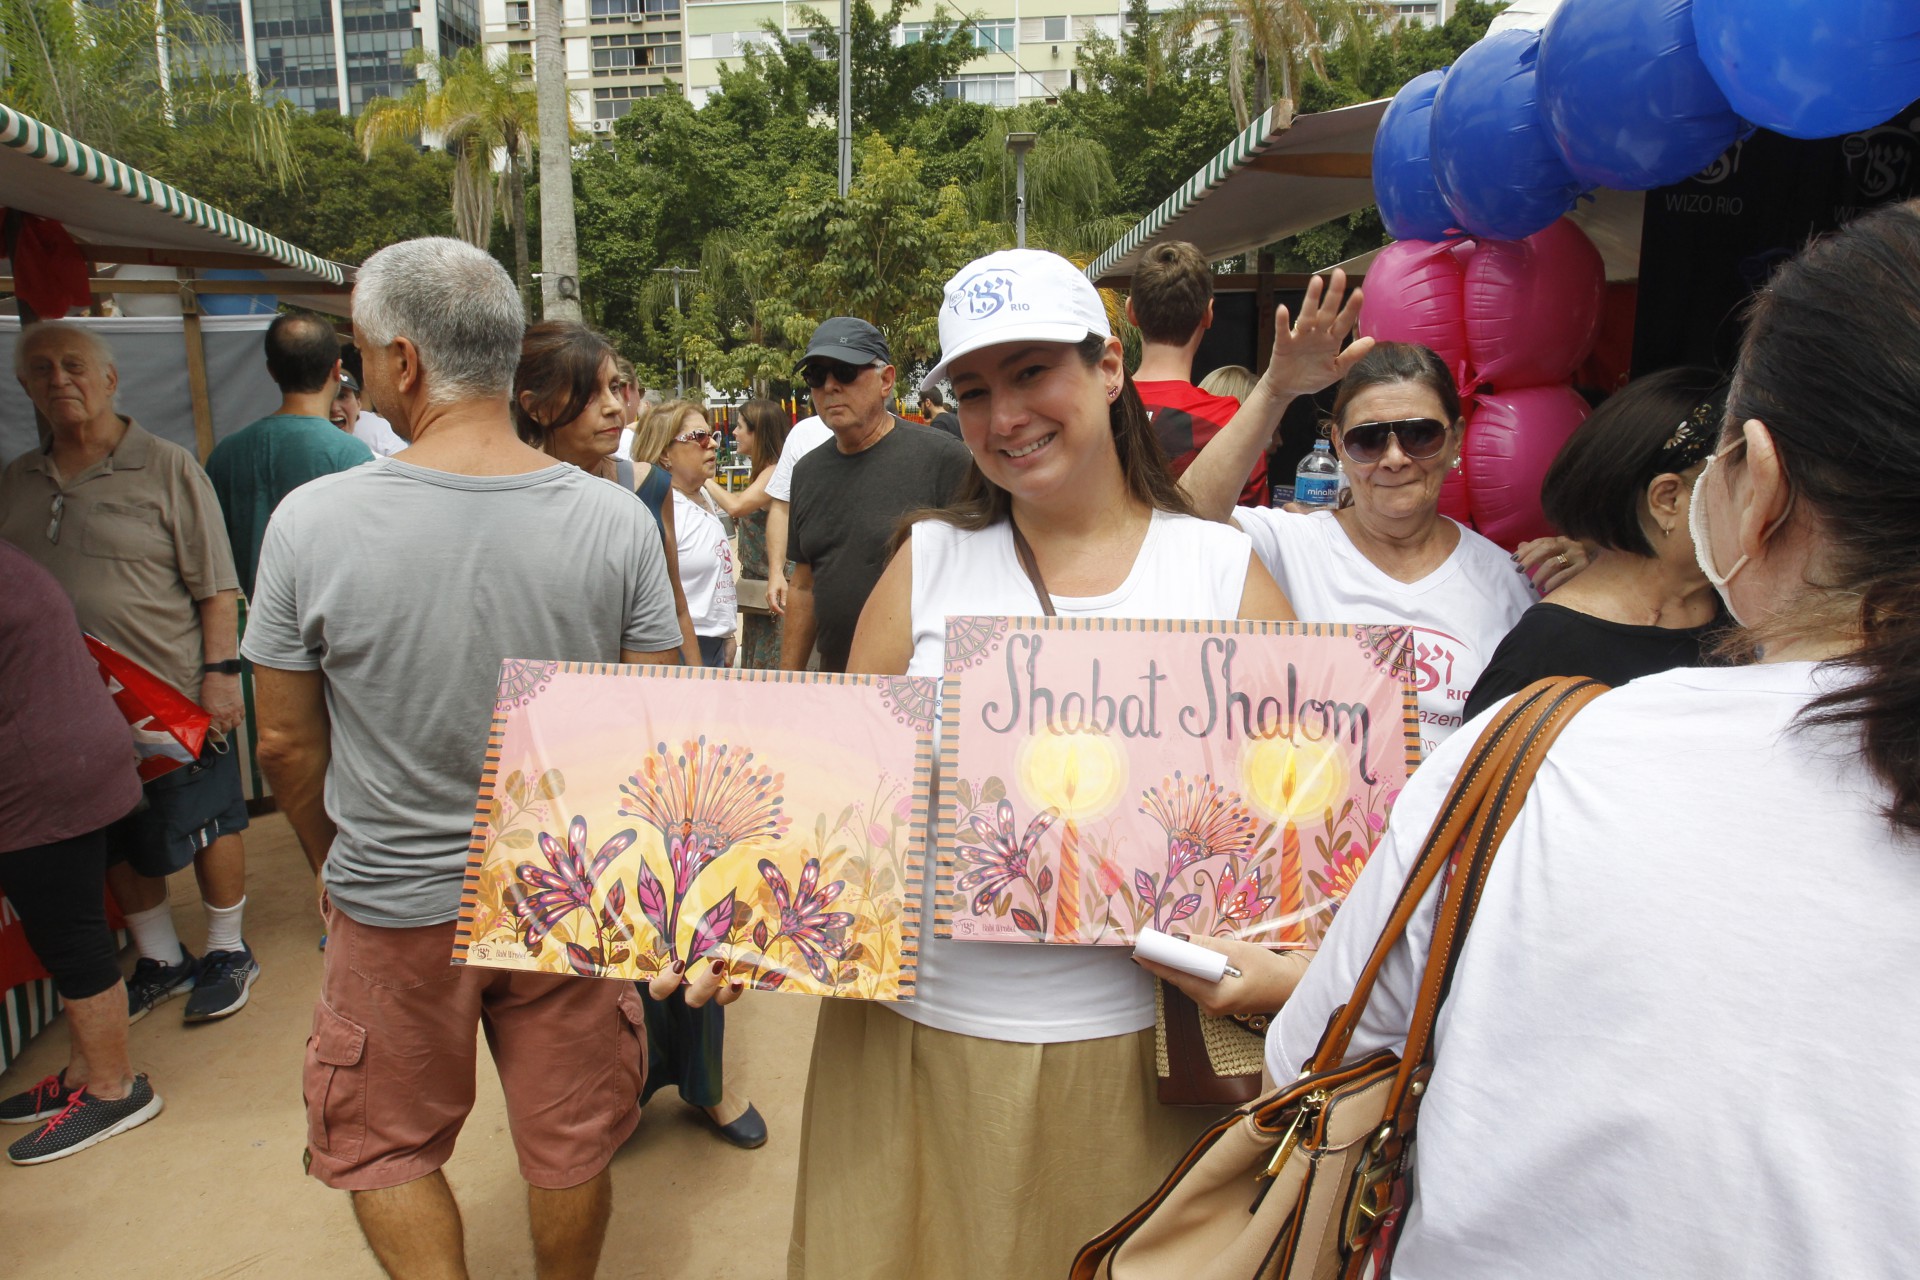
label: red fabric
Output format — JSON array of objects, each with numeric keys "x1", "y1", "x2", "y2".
[
  {"x1": 0, "y1": 894, "x2": 125, "y2": 990},
  {"x1": 85, "y1": 635, "x2": 210, "y2": 782},
  {"x1": 1, "y1": 210, "x2": 92, "y2": 320},
  {"x1": 1136, "y1": 380, "x2": 1268, "y2": 507}
]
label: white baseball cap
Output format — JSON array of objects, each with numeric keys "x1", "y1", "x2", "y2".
[{"x1": 920, "y1": 249, "x2": 1112, "y2": 393}]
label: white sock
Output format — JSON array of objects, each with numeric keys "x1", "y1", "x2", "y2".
[
  {"x1": 203, "y1": 897, "x2": 246, "y2": 954},
  {"x1": 125, "y1": 903, "x2": 183, "y2": 965}
]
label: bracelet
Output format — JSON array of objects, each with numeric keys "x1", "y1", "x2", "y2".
[{"x1": 1230, "y1": 1012, "x2": 1278, "y2": 1034}]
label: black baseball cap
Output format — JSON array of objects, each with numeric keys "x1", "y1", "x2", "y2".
[{"x1": 798, "y1": 317, "x2": 892, "y2": 371}]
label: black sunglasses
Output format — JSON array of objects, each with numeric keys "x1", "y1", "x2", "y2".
[
  {"x1": 1339, "y1": 417, "x2": 1450, "y2": 465},
  {"x1": 800, "y1": 360, "x2": 872, "y2": 389}
]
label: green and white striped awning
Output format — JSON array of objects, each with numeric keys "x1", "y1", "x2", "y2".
[
  {"x1": 1088, "y1": 98, "x2": 1389, "y2": 286},
  {"x1": 0, "y1": 101, "x2": 348, "y2": 287}
]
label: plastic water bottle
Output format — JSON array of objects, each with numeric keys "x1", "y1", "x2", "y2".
[{"x1": 1294, "y1": 439, "x2": 1341, "y2": 509}]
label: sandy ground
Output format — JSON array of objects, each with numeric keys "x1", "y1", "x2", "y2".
[{"x1": 0, "y1": 813, "x2": 819, "y2": 1279}]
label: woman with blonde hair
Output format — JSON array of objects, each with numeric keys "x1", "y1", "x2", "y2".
[{"x1": 701, "y1": 399, "x2": 789, "y2": 668}]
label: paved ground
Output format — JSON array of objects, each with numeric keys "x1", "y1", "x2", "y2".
[{"x1": 0, "y1": 813, "x2": 819, "y2": 1279}]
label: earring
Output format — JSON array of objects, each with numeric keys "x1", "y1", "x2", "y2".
[
  {"x1": 1107, "y1": 386, "x2": 1120, "y2": 402},
  {"x1": 1449, "y1": 456, "x2": 1462, "y2": 471}
]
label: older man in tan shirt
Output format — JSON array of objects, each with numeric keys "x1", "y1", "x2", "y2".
[{"x1": 0, "y1": 322, "x2": 259, "y2": 1026}]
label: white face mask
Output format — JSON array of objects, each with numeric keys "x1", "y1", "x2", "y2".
[{"x1": 1688, "y1": 450, "x2": 1750, "y2": 623}]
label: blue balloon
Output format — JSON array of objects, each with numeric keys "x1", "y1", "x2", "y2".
[
  {"x1": 1374, "y1": 70, "x2": 1457, "y2": 241},
  {"x1": 1431, "y1": 30, "x2": 1586, "y2": 241},
  {"x1": 1694, "y1": 0, "x2": 1920, "y2": 140},
  {"x1": 198, "y1": 268, "x2": 276, "y2": 317},
  {"x1": 1540, "y1": 0, "x2": 1747, "y2": 190}
]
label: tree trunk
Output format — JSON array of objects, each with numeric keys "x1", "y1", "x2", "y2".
[
  {"x1": 506, "y1": 151, "x2": 532, "y2": 312},
  {"x1": 534, "y1": 0, "x2": 581, "y2": 321},
  {"x1": 1254, "y1": 49, "x2": 1273, "y2": 119}
]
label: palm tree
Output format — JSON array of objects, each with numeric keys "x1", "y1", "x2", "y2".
[
  {"x1": 0, "y1": 0, "x2": 302, "y2": 187},
  {"x1": 356, "y1": 46, "x2": 538, "y2": 304},
  {"x1": 534, "y1": 0, "x2": 581, "y2": 322},
  {"x1": 965, "y1": 113, "x2": 1134, "y2": 259},
  {"x1": 1160, "y1": 0, "x2": 1392, "y2": 128}
]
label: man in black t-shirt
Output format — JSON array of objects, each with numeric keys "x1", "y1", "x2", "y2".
[
  {"x1": 783, "y1": 318, "x2": 972, "y2": 672},
  {"x1": 921, "y1": 386, "x2": 963, "y2": 439}
]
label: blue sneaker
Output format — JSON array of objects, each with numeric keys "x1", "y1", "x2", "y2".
[
  {"x1": 126, "y1": 948, "x2": 198, "y2": 1025},
  {"x1": 183, "y1": 943, "x2": 260, "y2": 1023}
]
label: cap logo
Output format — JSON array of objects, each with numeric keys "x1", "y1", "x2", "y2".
[{"x1": 950, "y1": 269, "x2": 1027, "y2": 320}]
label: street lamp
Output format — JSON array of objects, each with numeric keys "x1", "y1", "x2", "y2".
[
  {"x1": 652, "y1": 266, "x2": 698, "y2": 397},
  {"x1": 1005, "y1": 131, "x2": 1037, "y2": 249}
]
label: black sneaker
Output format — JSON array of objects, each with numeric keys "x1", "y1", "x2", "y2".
[
  {"x1": 6, "y1": 1076, "x2": 162, "y2": 1165},
  {"x1": 126, "y1": 947, "x2": 199, "y2": 1025},
  {"x1": 0, "y1": 1071, "x2": 79, "y2": 1125},
  {"x1": 183, "y1": 943, "x2": 260, "y2": 1023}
]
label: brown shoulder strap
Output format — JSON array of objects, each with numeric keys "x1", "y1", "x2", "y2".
[{"x1": 1009, "y1": 520, "x2": 1057, "y2": 618}]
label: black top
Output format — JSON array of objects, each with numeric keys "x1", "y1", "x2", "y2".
[
  {"x1": 927, "y1": 410, "x2": 962, "y2": 439},
  {"x1": 1463, "y1": 601, "x2": 1722, "y2": 721},
  {"x1": 789, "y1": 419, "x2": 972, "y2": 672}
]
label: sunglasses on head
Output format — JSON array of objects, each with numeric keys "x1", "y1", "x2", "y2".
[
  {"x1": 1339, "y1": 417, "x2": 1450, "y2": 465},
  {"x1": 674, "y1": 427, "x2": 717, "y2": 446},
  {"x1": 800, "y1": 360, "x2": 872, "y2": 389}
]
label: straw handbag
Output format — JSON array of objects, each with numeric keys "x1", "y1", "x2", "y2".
[{"x1": 1072, "y1": 677, "x2": 1607, "y2": 1280}]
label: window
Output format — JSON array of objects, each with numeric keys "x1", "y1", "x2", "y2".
[
  {"x1": 591, "y1": 0, "x2": 678, "y2": 23},
  {"x1": 592, "y1": 30, "x2": 682, "y2": 73},
  {"x1": 969, "y1": 18, "x2": 1013, "y2": 51},
  {"x1": 941, "y1": 72, "x2": 1015, "y2": 107},
  {"x1": 1042, "y1": 15, "x2": 1067, "y2": 42},
  {"x1": 505, "y1": 1, "x2": 528, "y2": 21},
  {"x1": 507, "y1": 39, "x2": 531, "y2": 61},
  {"x1": 593, "y1": 81, "x2": 678, "y2": 117}
]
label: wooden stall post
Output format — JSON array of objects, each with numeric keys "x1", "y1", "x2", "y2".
[{"x1": 178, "y1": 269, "x2": 217, "y2": 462}]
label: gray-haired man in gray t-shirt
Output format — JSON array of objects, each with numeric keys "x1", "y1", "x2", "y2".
[{"x1": 245, "y1": 238, "x2": 737, "y2": 1276}]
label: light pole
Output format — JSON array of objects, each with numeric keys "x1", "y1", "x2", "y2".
[
  {"x1": 653, "y1": 266, "x2": 698, "y2": 397},
  {"x1": 838, "y1": 0, "x2": 853, "y2": 195},
  {"x1": 1005, "y1": 132, "x2": 1037, "y2": 249}
]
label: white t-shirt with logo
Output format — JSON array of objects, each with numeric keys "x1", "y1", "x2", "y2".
[
  {"x1": 671, "y1": 488, "x2": 737, "y2": 638},
  {"x1": 1269, "y1": 663, "x2": 1920, "y2": 1278},
  {"x1": 765, "y1": 415, "x2": 833, "y2": 503},
  {"x1": 901, "y1": 510, "x2": 1253, "y2": 1043},
  {"x1": 1235, "y1": 507, "x2": 1533, "y2": 755}
]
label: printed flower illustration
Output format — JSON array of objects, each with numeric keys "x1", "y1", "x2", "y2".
[
  {"x1": 495, "y1": 659, "x2": 559, "y2": 713},
  {"x1": 510, "y1": 815, "x2": 637, "y2": 975},
  {"x1": 1138, "y1": 772, "x2": 1255, "y2": 929},
  {"x1": 955, "y1": 798, "x2": 1057, "y2": 918},
  {"x1": 619, "y1": 737, "x2": 789, "y2": 959},
  {"x1": 1214, "y1": 864, "x2": 1279, "y2": 925},
  {"x1": 1308, "y1": 839, "x2": 1370, "y2": 914},
  {"x1": 752, "y1": 857, "x2": 855, "y2": 984}
]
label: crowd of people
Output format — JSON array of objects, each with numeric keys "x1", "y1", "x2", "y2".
[{"x1": 0, "y1": 195, "x2": 1915, "y2": 1278}]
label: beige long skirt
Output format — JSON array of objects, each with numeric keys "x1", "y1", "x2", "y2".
[{"x1": 788, "y1": 1000, "x2": 1220, "y2": 1280}]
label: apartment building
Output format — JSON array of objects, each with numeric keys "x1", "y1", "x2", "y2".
[{"x1": 189, "y1": 0, "x2": 483, "y2": 115}]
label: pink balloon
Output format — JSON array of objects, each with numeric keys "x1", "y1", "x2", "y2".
[
  {"x1": 1358, "y1": 239, "x2": 1469, "y2": 387},
  {"x1": 1463, "y1": 384, "x2": 1590, "y2": 548},
  {"x1": 1463, "y1": 218, "x2": 1604, "y2": 390}
]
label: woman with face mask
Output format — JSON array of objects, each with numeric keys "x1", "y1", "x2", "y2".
[
  {"x1": 1461, "y1": 369, "x2": 1728, "y2": 720},
  {"x1": 1264, "y1": 198, "x2": 1920, "y2": 1277}
]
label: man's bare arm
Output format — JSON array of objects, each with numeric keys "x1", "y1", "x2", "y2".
[{"x1": 252, "y1": 665, "x2": 335, "y2": 874}]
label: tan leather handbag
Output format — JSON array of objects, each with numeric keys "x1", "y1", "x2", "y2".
[{"x1": 1072, "y1": 677, "x2": 1607, "y2": 1280}]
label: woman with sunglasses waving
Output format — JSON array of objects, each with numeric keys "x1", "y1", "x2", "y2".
[{"x1": 1181, "y1": 341, "x2": 1535, "y2": 757}]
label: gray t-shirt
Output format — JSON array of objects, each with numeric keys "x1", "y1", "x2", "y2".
[
  {"x1": 242, "y1": 457, "x2": 682, "y2": 927},
  {"x1": 789, "y1": 420, "x2": 972, "y2": 672}
]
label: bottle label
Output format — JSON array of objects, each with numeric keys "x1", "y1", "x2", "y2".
[{"x1": 1294, "y1": 474, "x2": 1340, "y2": 506}]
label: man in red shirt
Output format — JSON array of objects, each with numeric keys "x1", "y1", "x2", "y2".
[{"x1": 1128, "y1": 240, "x2": 1269, "y2": 506}]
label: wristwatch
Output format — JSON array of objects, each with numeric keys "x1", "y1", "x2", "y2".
[{"x1": 203, "y1": 659, "x2": 243, "y2": 675}]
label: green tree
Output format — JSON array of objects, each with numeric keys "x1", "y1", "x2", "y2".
[
  {"x1": 356, "y1": 45, "x2": 538, "y2": 301},
  {"x1": 1159, "y1": 0, "x2": 1393, "y2": 129},
  {"x1": 0, "y1": 0, "x2": 301, "y2": 187},
  {"x1": 746, "y1": 0, "x2": 978, "y2": 136}
]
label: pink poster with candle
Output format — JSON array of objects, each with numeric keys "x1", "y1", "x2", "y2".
[{"x1": 937, "y1": 618, "x2": 1419, "y2": 949}]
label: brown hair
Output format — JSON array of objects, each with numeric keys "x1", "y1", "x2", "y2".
[
  {"x1": 631, "y1": 398, "x2": 705, "y2": 465},
  {"x1": 1330, "y1": 341, "x2": 1462, "y2": 430},
  {"x1": 1130, "y1": 241, "x2": 1213, "y2": 345},
  {"x1": 512, "y1": 321, "x2": 615, "y2": 447},
  {"x1": 1728, "y1": 197, "x2": 1920, "y2": 834},
  {"x1": 736, "y1": 398, "x2": 789, "y2": 478},
  {"x1": 895, "y1": 335, "x2": 1192, "y2": 552}
]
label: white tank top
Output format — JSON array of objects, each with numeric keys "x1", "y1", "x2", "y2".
[{"x1": 901, "y1": 509, "x2": 1253, "y2": 1043}]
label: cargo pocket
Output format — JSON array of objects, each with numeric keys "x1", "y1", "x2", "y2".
[
  {"x1": 304, "y1": 1001, "x2": 368, "y2": 1165},
  {"x1": 615, "y1": 987, "x2": 648, "y2": 1105}
]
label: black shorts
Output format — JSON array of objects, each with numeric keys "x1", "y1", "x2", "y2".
[
  {"x1": 0, "y1": 828, "x2": 123, "y2": 1001},
  {"x1": 106, "y1": 743, "x2": 249, "y2": 878}
]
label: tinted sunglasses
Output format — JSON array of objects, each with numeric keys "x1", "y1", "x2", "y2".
[
  {"x1": 800, "y1": 359, "x2": 872, "y2": 389},
  {"x1": 1339, "y1": 417, "x2": 1450, "y2": 465},
  {"x1": 674, "y1": 427, "x2": 717, "y2": 446}
]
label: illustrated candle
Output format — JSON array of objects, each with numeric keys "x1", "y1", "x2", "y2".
[
  {"x1": 1016, "y1": 726, "x2": 1126, "y2": 943},
  {"x1": 1279, "y1": 821, "x2": 1305, "y2": 945}
]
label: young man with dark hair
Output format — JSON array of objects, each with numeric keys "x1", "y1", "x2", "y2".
[
  {"x1": 1128, "y1": 240, "x2": 1269, "y2": 506},
  {"x1": 207, "y1": 312, "x2": 373, "y2": 600}
]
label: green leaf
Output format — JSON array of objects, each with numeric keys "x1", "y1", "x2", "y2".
[
  {"x1": 955, "y1": 777, "x2": 974, "y2": 812},
  {"x1": 502, "y1": 828, "x2": 536, "y2": 849},
  {"x1": 504, "y1": 770, "x2": 527, "y2": 806},
  {"x1": 982, "y1": 776, "x2": 1007, "y2": 804},
  {"x1": 537, "y1": 769, "x2": 566, "y2": 800}
]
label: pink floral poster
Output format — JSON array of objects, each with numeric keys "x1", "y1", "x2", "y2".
[
  {"x1": 453, "y1": 661, "x2": 938, "y2": 1000},
  {"x1": 938, "y1": 618, "x2": 1419, "y2": 949}
]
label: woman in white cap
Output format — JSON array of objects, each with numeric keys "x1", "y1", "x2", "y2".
[{"x1": 786, "y1": 250, "x2": 1369, "y2": 1280}]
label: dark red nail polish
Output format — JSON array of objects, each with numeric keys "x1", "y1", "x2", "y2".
[
  {"x1": 710, "y1": 959, "x2": 727, "y2": 977},
  {"x1": 671, "y1": 960, "x2": 686, "y2": 975}
]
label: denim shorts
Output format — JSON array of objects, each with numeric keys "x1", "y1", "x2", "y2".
[{"x1": 106, "y1": 743, "x2": 249, "y2": 877}]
